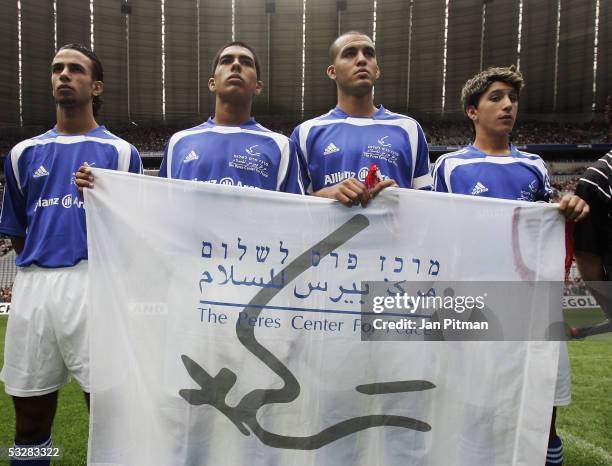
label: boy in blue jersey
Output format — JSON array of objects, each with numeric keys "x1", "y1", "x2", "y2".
[
  {"x1": 291, "y1": 31, "x2": 431, "y2": 206},
  {"x1": 0, "y1": 44, "x2": 142, "y2": 465},
  {"x1": 432, "y1": 66, "x2": 588, "y2": 466},
  {"x1": 159, "y1": 42, "x2": 302, "y2": 193},
  {"x1": 79, "y1": 43, "x2": 302, "y2": 193}
]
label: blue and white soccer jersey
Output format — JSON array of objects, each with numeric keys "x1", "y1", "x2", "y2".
[
  {"x1": 0, "y1": 126, "x2": 142, "y2": 396},
  {"x1": 432, "y1": 144, "x2": 551, "y2": 201},
  {"x1": 290, "y1": 106, "x2": 432, "y2": 192},
  {"x1": 432, "y1": 144, "x2": 570, "y2": 406},
  {"x1": 159, "y1": 118, "x2": 304, "y2": 194},
  {"x1": 0, "y1": 126, "x2": 143, "y2": 267}
]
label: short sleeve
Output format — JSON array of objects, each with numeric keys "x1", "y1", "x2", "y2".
[
  {"x1": 0, "y1": 150, "x2": 27, "y2": 237},
  {"x1": 128, "y1": 145, "x2": 143, "y2": 174},
  {"x1": 158, "y1": 142, "x2": 170, "y2": 178},
  {"x1": 278, "y1": 138, "x2": 305, "y2": 195},
  {"x1": 432, "y1": 156, "x2": 450, "y2": 193},
  {"x1": 411, "y1": 125, "x2": 433, "y2": 190},
  {"x1": 290, "y1": 125, "x2": 312, "y2": 194}
]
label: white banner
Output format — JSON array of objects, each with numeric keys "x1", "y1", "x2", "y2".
[
  {"x1": 86, "y1": 169, "x2": 564, "y2": 466},
  {"x1": 0, "y1": 303, "x2": 9, "y2": 315}
]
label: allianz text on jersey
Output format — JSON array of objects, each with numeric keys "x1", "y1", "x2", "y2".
[{"x1": 33, "y1": 194, "x2": 84, "y2": 211}]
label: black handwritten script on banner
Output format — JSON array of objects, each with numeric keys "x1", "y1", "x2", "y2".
[
  {"x1": 179, "y1": 215, "x2": 436, "y2": 450},
  {"x1": 198, "y1": 241, "x2": 441, "y2": 303}
]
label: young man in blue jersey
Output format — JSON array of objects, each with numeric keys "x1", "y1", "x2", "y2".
[
  {"x1": 79, "y1": 43, "x2": 302, "y2": 193},
  {"x1": 159, "y1": 42, "x2": 303, "y2": 192},
  {"x1": 291, "y1": 31, "x2": 431, "y2": 206},
  {"x1": 432, "y1": 66, "x2": 588, "y2": 466},
  {"x1": 160, "y1": 41, "x2": 302, "y2": 191},
  {"x1": 0, "y1": 44, "x2": 142, "y2": 465}
]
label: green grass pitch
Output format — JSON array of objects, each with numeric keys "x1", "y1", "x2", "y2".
[{"x1": 0, "y1": 314, "x2": 610, "y2": 465}]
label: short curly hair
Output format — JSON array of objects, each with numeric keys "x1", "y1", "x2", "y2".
[{"x1": 461, "y1": 65, "x2": 524, "y2": 113}]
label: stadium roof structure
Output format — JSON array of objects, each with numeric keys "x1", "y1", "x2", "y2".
[{"x1": 0, "y1": 0, "x2": 609, "y2": 127}]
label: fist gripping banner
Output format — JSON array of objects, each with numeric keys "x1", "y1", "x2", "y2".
[{"x1": 86, "y1": 169, "x2": 565, "y2": 466}]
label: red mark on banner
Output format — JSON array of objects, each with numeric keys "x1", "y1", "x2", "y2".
[{"x1": 565, "y1": 222, "x2": 574, "y2": 280}]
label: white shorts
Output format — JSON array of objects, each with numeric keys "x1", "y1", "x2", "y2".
[
  {"x1": 1, "y1": 261, "x2": 89, "y2": 397},
  {"x1": 554, "y1": 341, "x2": 571, "y2": 406}
]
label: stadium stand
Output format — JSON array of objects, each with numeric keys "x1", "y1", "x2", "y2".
[
  {"x1": 0, "y1": 239, "x2": 16, "y2": 293},
  {"x1": 1, "y1": 119, "x2": 610, "y2": 155}
]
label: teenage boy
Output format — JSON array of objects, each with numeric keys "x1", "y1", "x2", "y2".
[
  {"x1": 432, "y1": 65, "x2": 588, "y2": 466},
  {"x1": 79, "y1": 42, "x2": 302, "y2": 194}
]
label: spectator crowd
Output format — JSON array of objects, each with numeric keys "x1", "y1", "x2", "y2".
[
  {"x1": 0, "y1": 286, "x2": 11, "y2": 303},
  {"x1": 1, "y1": 119, "x2": 610, "y2": 155},
  {"x1": 0, "y1": 239, "x2": 12, "y2": 257}
]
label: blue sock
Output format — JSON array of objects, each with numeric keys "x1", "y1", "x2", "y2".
[
  {"x1": 9, "y1": 436, "x2": 52, "y2": 466},
  {"x1": 546, "y1": 435, "x2": 563, "y2": 466}
]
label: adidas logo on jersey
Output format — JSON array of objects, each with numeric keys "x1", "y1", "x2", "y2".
[
  {"x1": 183, "y1": 150, "x2": 199, "y2": 163},
  {"x1": 323, "y1": 143, "x2": 340, "y2": 156},
  {"x1": 471, "y1": 182, "x2": 489, "y2": 195},
  {"x1": 33, "y1": 165, "x2": 49, "y2": 178}
]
